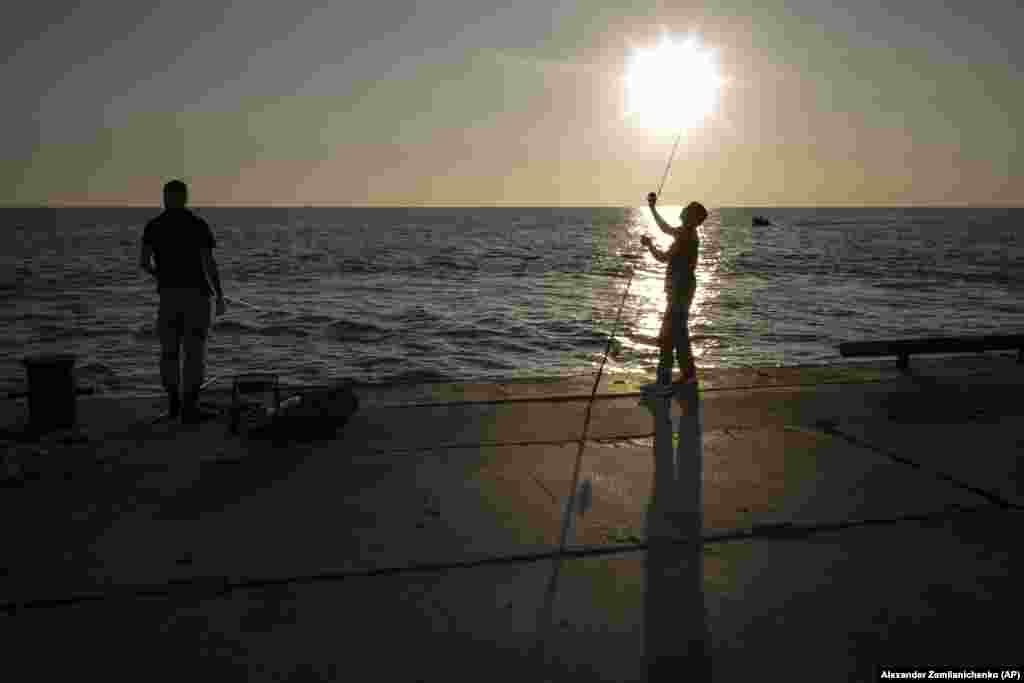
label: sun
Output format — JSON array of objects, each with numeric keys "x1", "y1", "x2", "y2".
[{"x1": 624, "y1": 34, "x2": 724, "y2": 133}]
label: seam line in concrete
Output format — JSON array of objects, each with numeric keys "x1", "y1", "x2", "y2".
[
  {"x1": 360, "y1": 378, "x2": 901, "y2": 410},
  {"x1": 531, "y1": 474, "x2": 560, "y2": 505},
  {"x1": 2, "y1": 434, "x2": 668, "y2": 483},
  {"x1": 817, "y1": 422, "x2": 1022, "y2": 511},
  {"x1": 359, "y1": 434, "x2": 657, "y2": 457},
  {"x1": 0, "y1": 504, "x2": 1001, "y2": 615}
]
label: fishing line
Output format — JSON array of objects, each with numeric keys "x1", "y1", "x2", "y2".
[
  {"x1": 532, "y1": 264, "x2": 636, "y2": 669},
  {"x1": 222, "y1": 295, "x2": 300, "y2": 317}
]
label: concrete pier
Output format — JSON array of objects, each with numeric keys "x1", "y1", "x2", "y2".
[{"x1": 1, "y1": 353, "x2": 1021, "y2": 681}]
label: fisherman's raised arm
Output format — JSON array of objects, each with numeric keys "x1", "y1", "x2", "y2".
[{"x1": 647, "y1": 192, "x2": 677, "y2": 237}]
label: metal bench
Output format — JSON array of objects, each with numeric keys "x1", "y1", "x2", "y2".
[{"x1": 839, "y1": 334, "x2": 1024, "y2": 370}]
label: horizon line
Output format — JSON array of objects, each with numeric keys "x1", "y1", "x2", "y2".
[{"x1": 4, "y1": 202, "x2": 1024, "y2": 209}]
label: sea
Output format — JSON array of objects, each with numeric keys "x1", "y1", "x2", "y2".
[{"x1": 2, "y1": 207, "x2": 1022, "y2": 397}]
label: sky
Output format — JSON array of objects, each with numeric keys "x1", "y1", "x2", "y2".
[{"x1": 4, "y1": 0, "x2": 1022, "y2": 207}]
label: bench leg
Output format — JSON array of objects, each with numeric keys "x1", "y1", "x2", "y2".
[{"x1": 897, "y1": 354, "x2": 909, "y2": 371}]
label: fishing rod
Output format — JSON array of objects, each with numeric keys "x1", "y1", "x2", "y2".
[
  {"x1": 533, "y1": 263, "x2": 636, "y2": 669},
  {"x1": 655, "y1": 125, "x2": 686, "y2": 198}
]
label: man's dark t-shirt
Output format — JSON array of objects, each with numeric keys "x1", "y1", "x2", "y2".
[{"x1": 143, "y1": 208, "x2": 216, "y2": 297}]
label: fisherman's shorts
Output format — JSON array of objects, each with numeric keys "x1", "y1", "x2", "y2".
[
  {"x1": 658, "y1": 280, "x2": 696, "y2": 344},
  {"x1": 157, "y1": 288, "x2": 213, "y2": 394},
  {"x1": 657, "y1": 278, "x2": 697, "y2": 378}
]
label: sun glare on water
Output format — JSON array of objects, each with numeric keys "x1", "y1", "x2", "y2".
[{"x1": 624, "y1": 35, "x2": 724, "y2": 133}]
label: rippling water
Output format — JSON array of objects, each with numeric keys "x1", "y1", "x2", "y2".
[{"x1": 2, "y1": 206, "x2": 1022, "y2": 394}]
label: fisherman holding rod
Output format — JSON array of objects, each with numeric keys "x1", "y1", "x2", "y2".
[
  {"x1": 641, "y1": 192, "x2": 706, "y2": 385},
  {"x1": 139, "y1": 180, "x2": 227, "y2": 423}
]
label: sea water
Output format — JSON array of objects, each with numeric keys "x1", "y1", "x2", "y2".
[{"x1": 1, "y1": 206, "x2": 1021, "y2": 395}]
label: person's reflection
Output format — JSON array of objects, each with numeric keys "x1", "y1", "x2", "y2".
[{"x1": 642, "y1": 382, "x2": 711, "y2": 679}]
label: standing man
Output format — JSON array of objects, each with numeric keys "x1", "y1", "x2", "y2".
[
  {"x1": 139, "y1": 180, "x2": 227, "y2": 423},
  {"x1": 641, "y1": 192, "x2": 706, "y2": 385}
]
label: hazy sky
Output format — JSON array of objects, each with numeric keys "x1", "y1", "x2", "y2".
[{"x1": 5, "y1": 0, "x2": 1022, "y2": 206}]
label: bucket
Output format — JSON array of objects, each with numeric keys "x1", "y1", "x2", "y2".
[
  {"x1": 21, "y1": 353, "x2": 77, "y2": 433},
  {"x1": 229, "y1": 373, "x2": 280, "y2": 436}
]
